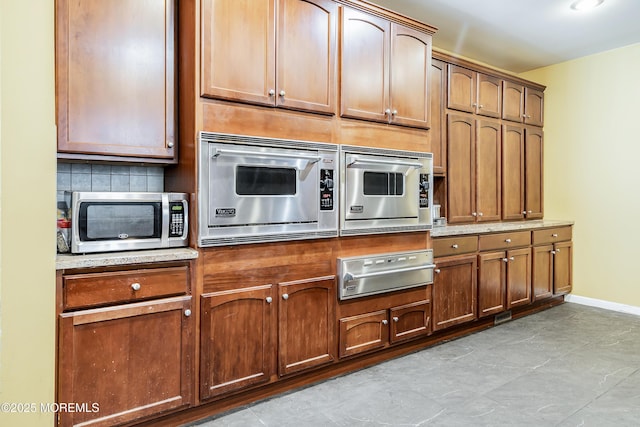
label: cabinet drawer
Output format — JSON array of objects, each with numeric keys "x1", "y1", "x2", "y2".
[
  {"x1": 478, "y1": 231, "x2": 531, "y2": 251},
  {"x1": 432, "y1": 236, "x2": 478, "y2": 257},
  {"x1": 532, "y1": 227, "x2": 572, "y2": 245},
  {"x1": 63, "y1": 266, "x2": 189, "y2": 310}
]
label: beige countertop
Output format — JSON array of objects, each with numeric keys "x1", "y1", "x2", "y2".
[
  {"x1": 56, "y1": 247, "x2": 199, "y2": 270},
  {"x1": 430, "y1": 219, "x2": 574, "y2": 238}
]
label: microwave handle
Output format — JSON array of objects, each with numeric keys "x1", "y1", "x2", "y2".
[
  {"x1": 343, "y1": 263, "x2": 436, "y2": 282},
  {"x1": 212, "y1": 147, "x2": 321, "y2": 164},
  {"x1": 347, "y1": 157, "x2": 424, "y2": 169}
]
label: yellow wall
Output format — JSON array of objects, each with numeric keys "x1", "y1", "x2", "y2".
[
  {"x1": 0, "y1": 1, "x2": 57, "y2": 426},
  {"x1": 521, "y1": 42, "x2": 640, "y2": 307}
]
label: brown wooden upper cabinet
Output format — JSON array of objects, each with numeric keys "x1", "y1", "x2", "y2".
[
  {"x1": 201, "y1": 0, "x2": 337, "y2": 115},
  {"x1": 447, "y1": 65, "x2": 502, "y2": 118},
  {"x1": 340, "y1": 7, "x2": 433, "y2": 128},
  {"x1": 56, "y1": 0, "x2": 177, "y2": 162},
  {"x1": 430, "y1": 59, "x2": 446, "y2": 174},
  {"x1": 502, "y1": 81, "x2": 544, "y2": 127}
]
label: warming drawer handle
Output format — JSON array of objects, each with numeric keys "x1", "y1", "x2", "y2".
[
  {"x1": 347, "y1": 157, "x2": 424, "y2": 169},
  {"x1": 211, "y1": 147, "x2": 321, "y2": 164},
  {"x1": 343, "y1": 264, "x2": 436, "y2": 282}
]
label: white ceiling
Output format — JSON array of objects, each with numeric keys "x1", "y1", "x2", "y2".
[{"x1": 366, "y1": 0, "x2": 640, "y2": 73}]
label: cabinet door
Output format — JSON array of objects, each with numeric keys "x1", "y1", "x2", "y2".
[
  {"x1": 478, "y1": 251, "x2": 507, "y2": 318},
  {"x1": 430, "y1": 59, "x2": 446, "y2": 174},
  {"x1": 389, "y1": 23, "x2": 431, "y2": 128},
  {"x1": 447, "y1": 65, "x2": 476, "y2": 113},
  {"x1": 56, "y1": 0, "x2": 176, "y2": 160},
  {"x1": 476, "y1": 119, "x2": 502, "y2": 222},
  {"x1": 278, "y1": 276, "x2": 335, "y2": 376},
  {"x1": 502, "y1": 81, "x2": 525, "y2": 123},
  {"x1": 524, "y1": 87, "x2": 544, "y2": 127},
  {"x1": 201, "y1": 0, "x2": 276, "y2": 105},
  {"x1": 506, "y1": 248, "x2": 532, "y2": 309},
  {"x1": 502, "y1": 124, "x2": 526, "y2": 220},
  {"x1": 432, "y1": 255, "x2": 477, "y2": 331},
  {"x1": 276, "y1": 0, "x2": 337, "y2": 114},
  {"x1": 58, "y1": 296, "x2": 193, "y2": 427},
  {"x1": 525, "y1": 126, "x2": 544, "y2": 219},
  {"x1": 447, "y1": 114, "x2": 476, "y2": 224},
  {"x1": 339, "y1": 310, "x2": 389, "y2": 358},
  {"x1": 553, "y1": 241, "x2": 573, "y2": 295},
  {"x1": 340, "y1": 7, "x2": 390, "y2": 122},
  {"x1": 477, "y1": 73, "x2": 502, "y2": 118},
  {"x1": 532, "y1": 244, "x2": 554, "y2": 301},
  {"x1": 200, "y1": 286, "x2": 274, "y2": 399},
  {"x1": 390, "y1": 299, "x2": 431, "y2": 343}
]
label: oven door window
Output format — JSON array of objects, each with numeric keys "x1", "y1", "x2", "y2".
[
  {"x1": 236, "y1": 166, "x2": 297, "y2": 196},
  {"x1": 363, "y1": 172, "x2": 404, "y2": 196},
  {"x1": 78, "y1": 202, "x2": 161, "y2": 241}
]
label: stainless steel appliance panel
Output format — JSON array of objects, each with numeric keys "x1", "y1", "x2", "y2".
[{"x1": 337, "y1": 249, "x2": 434, "y2": 300}]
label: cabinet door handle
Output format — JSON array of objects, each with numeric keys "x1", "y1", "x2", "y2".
[
  {"x1": 478, "y1": 104, "x2": 484, "y2": 109},
  {"x1": 282, "y1": 293, "x2": 289, "y2": 300},
  {"x1": 268, "y1": 89, "x2": 275, "y2": 96},
  {"x1": 509, "y1": 257, "x2": 515, "y2": 261},
  {"x1": 393, "y1": 317, "x2": 399, "y2": 322},
  {"x1": 503, "y1": 258, "x2": 508, "y2": 262},
  {"x1": 472, "y1": 103, "x2": 477, "y2": 107},
  {"x1": 434, "y1": 269, "x2": 441, "y2": 274},
  {"x1": 472, "y1": 212, "x2": 477, "y2": 217},
  {"x1": 452, "y1": 244, "x2": 459, "y2": 249},
  {"x1": 551, "y1": 250, "x2": 556, "y2": 255},
  {"x1": 392, "y1": 109, "x2": 397, "y2": 116},
  {"x1": 382, "y1": 319, "x2": 389, "y2": 325},
  {"x1": 131, "y1": 283, "x2": 141, "y2": 291},
  {"x1": 279, "y1": 90, "x2": 286, "y2": 97},
  {"x1": 505, "y1": 238, "x2": 512, "y2": 243},
  {"x1": 555, "y1": 249, "x2": 561, "y2": 253},
  {"x1": 166, "y1": 141, "x2": 174, "y2": 149},
  {"x1": 552, "y1": 233, "x2": 558, "y2": 237},
  {"x1": 478, "y1": 212, "x2": 484, "y2": 217},
  {"x1": 528, "y1": 210, "x2": 533, "y2": 214},
  {"x1": 266, "y1": 297, "x2": 273, "y2": 304},
  {"x1": 522, "y1": 211, "x2": 527, "y2": 215},
  {"x1": 184, "y1": 309, "x2": 192, "y2": 317}
]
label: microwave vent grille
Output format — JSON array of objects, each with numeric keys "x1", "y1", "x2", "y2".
[
  {"x1": 200, "y1": 230, "x2": 338, "y2": 247},
  {"x1": 200, "y1": 131, "x2": 337, "y2": 152},
  {"x1": 340, "y1": 144, "x2": 432, "y2": 159}
]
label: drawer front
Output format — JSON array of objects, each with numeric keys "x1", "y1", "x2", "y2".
[
  {"x1": 532, "y1": 226, "x2": 572, "y2": 245},
  {"x1": 478, "y1": 231, "x2": 531, "y2": 251},
  {"x1": 64, "y1": 266, "x2": 189, "y2": 310},
  {"x1": 432, "y1": 236, "x2": 478, "y2": 257}
]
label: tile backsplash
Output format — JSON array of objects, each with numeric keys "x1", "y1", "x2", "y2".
[{"x1": 57, "y1": 162, "x2": 164, "y2": 204}]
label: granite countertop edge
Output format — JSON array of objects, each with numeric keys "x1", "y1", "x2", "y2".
[
  {"x1": 430, "y1": 219, "x2": 575, "y2": 238},
  {"x1": 56, "y1": 247, "x2": 200, "y2": 270}
]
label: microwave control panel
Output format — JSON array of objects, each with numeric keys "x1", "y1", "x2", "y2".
[
  {"x1": 169, "y1": 202, "x2": 186, "y2": 237},
  {"x1": 320, "y1": 169, "x2": 335, "y2": 211}
]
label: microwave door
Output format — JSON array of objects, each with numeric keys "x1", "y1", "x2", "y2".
[
  {"x1": 208, "y1": 145, "x2": 320, "y2": 227},
  {"x1": 345, "y1": 154, "x2": 421, "y2": 220}
]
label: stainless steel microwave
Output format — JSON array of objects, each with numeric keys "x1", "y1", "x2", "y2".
[
  {"x1": 69, "y1": 192, "x2": 188, "y2": 254},
  {"x1": 198, "y1": 132, "x2": 338, "y2": 246}
]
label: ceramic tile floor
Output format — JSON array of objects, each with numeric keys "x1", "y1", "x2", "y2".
[{"x1": 187, "y1": 303, "x2": 640, "y2": 427}]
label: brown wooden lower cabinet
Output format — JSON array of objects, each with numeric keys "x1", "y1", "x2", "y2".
[
  {"x1": 200, "y1": 276, "x2": 336, "y2": 400},
  {"x1": 531, "y1": 228, "x2": 573, "y2": 298},
  {"x1": 505, "y1": 247, "x2": 532, "y2": 309},
  {"x1": 478, "y1": 251, "x2": 507, "y2": 317},
  {"x1": 57, "y1": 296, "x2": 193, "y2": 427},
  {"x1": 532, "y1": 244, "x2": 554, "y2": 301},
  {"x1": 432, "y1": 255, "x2": 477, "y2": 331},
  {"x1": 553, "y1": 240, "x2": 573, "y2": 295}
]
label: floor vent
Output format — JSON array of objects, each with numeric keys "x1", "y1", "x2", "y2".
[{"x1": 494, "y1": 311, "x2": 512, "y2": 325}]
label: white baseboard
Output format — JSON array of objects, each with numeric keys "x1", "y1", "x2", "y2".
[{"x1": 565, "y1": 294, "x2": 640, "y2": 316}]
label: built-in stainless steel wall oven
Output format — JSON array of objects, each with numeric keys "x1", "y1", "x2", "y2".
[
  {"x1": 198, "y1": 132, "x2": 338, "y2": 246},
  {"x1": 340, "y1": 145, "x2": 433, "y2": 236}
]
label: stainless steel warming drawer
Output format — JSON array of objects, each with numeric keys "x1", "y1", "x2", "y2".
[{"x1": 337, "y1": 249, "x2": 435, "y2": 300}]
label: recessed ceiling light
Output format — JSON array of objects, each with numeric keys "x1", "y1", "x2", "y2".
[{"x1": 570, "y1": 0, "x2": 604, "y2": 11}]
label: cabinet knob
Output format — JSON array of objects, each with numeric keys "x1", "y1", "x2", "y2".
[
  {"x1": 382, "y1": 319, "x2": 389, "y2": 325},
  {"x1": 472, "y1": 103, "x2": 477, "y2": 107},
  {"x1": 503, "y1": 258, "x2": 508, "y2": 262},
  {"x1": 528, "y1": 210, "x2": 533, "y2": 214},
  {"x1": 505, "y1": 238, "x2": 512, "y2": 243},
  {"x1": 555, "y1": 249, "x2": 561, "y2": 253},
  {"x1": 268, "y1": 89, "x2": 275, "y2": 96},
  {"x1": 472, "y1": 212, "x2": 477, "y2": 217},
  {"x1": 392, "y1": 109, "x2": 398, "y2": 116},
  {"x1": 131, "y1": 282, "x2": 141, "y2": 291},
  {"x1": 478, "y1": 212, "x2": 483, "y2": 217},
  {"x1": 552, "y1": 233, "x2": 558, "y2": 237},
  {"x1": 509, "y1": 256, "x2": 515, "y2": 261},
  {"x1": 166, "y1": 141, "x2": 174, "y2": 149},
  {"x1": 266, "y1": 297, "x2": 273, "y2": 304},
  {"x1": 184, "y1": 309, "x2": 192, "y2": 317},
  {"x1": 478, "y1": 104, "x2": 484, "y2": 109},
  {"x1": 279, "y1": 90, "x2": 286, "y2": 97},
  {"x1": 551, "y1": 250, "x2": 556, "y2": 255},
  {"x1": 522, "y1": 211, "x2": 527, "y2": 215},
  {"x1": 451, "y1": 244, "x2": 459, "y2": 249},
  {"x1": 384, "y1": 108, "x2": 391, "y2": 115},
  {"x1": 282, "y1": 293, "x2": 289, "y2": 300},
  {"x1": 434, "y1": 269, "x2": 441, "y2": 274},
  {"x1": 393, "y1": 316, "x2": 399, "y2": 322}
]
